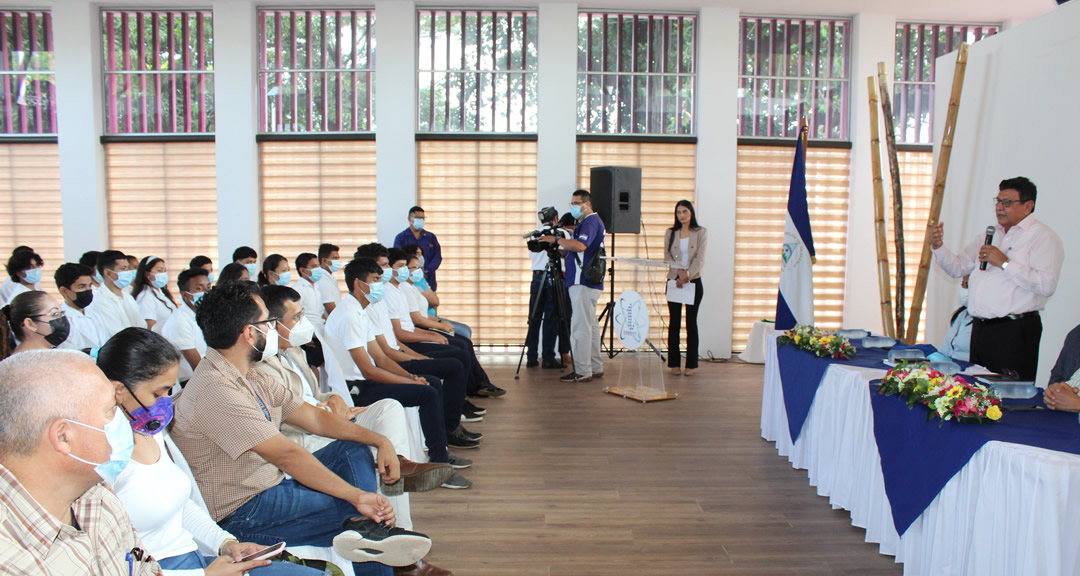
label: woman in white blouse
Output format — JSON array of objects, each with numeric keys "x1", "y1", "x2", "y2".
[
  {"x1": 664, "y1": 200, "x2": 708, "y2": 377},
  {"x1": 132, "y1": 256, "x2": 178, "y2": 332},
  {"x1": 99, "y1": 328, "x2": 325, "y2": 576}
]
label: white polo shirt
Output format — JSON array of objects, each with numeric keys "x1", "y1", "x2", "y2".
[
  {"x1": 317, "y1": 270, "x2": 342, "y2": 307},
  {"x1": 58, "y1": 302, "x2": 107, "y2": 352},
  {"x1": 136, "y1": 287, "x2": 177, "y2": 333},
  {"x1": 399, "y1": 282, "x2": 428, "y2": 319},
  {"x1": 293, "y1": 277, "x2": 325, "y2": 327},
  {"x1": 383, "y1": 283, "x2": 415, "y2": 332},
  {"x1": 87, "y1": 285, "x2": 145, "y2": 339},
  {"x1": 160, "y1": 305, "x2": 206, "y2": 382},
  {"x1": 324, "y1": 294, "x2": 377, "y2": 382},
  {"x1": 366, "y1": 300, "x2": 400, "y2": 351}
]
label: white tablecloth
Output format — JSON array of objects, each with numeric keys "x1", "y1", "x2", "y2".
[
  {"x1": 760, "y1": 333, "x2": 1080, "y2": 575},
  {"x1": 738, "y1": 320, "x2": 772, "y2": 364}
]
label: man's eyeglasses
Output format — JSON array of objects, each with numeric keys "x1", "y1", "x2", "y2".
[
  {"x1": 993, "y1": 197, "x2": 1025, "y2": 208},
  {"x1": 250, "y1": 318, "x2": 278, "y2": 330}
]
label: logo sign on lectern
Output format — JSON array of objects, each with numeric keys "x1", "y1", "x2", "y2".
[{"x1": 613, "y1": 290, "x2": 649, "y2": 350}]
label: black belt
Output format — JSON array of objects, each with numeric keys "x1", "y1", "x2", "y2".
[
  {"x1": 973, "y1": 311, "x2": 1039, "y2": 325},
  {"x1": 532, "y1": 270, "x2": 546, "y2": 276}
]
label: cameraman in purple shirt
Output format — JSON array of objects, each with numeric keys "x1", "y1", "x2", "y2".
[
  {"x1": 540, "y1": 190, "x2": 605, "y2": 383},
  {"x1": 393, "y1": 206, "x2": 442, "y2": 291}
]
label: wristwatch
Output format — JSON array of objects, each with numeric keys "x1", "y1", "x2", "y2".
[{"x1": 1001, "y1": 260, "x2": 1009, "y2": 271}]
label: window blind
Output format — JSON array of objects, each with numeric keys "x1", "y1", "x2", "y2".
[
  {"x1": 890, "y1": 149, "x2": 934, "y2": 342},
  {"x1": 105, "y1": 142, "x2": 218, "y2": 289},
  {"x1": 416, "y1": 140, "x2": 537, "y2": 345},
  {"x1": 0, "y1": 143, "x2": 62, "y2": 298},
  {"x1": 732, "y1": 144, "x2": 850, "y2": 351},
  {"x1": 260, "y1": 139, "x2": 377, "y2": 296}
]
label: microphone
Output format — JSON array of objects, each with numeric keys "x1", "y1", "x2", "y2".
[
  {"x1": 980, "y1": 226, "x2": 995, "y2": 271},
  {"x1": 522, "y1": 230, "x2": 542, "y2": 239}
]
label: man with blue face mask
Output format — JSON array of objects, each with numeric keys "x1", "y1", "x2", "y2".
[
  {"x1": 161, "y1": 268, "x2": 211, "y2": 385},
  {"x1": 393, "y1": 206, "x2": 442, "y2": 292},
  {"x1": 318, "y1": 243, "x2": 344, "y2": 316},
  {"x1": 1, "y1": 247, "x2": 44, "y2": 305},
  {"x1": 0, "y1": 349, "x2": 162, "y2": 574},
  {"x1": 233, "y1": 246, "x2": 260, "y2": 280},
  {"x1": 88, "y1": 250, "x2": 146, "y2": 340}
]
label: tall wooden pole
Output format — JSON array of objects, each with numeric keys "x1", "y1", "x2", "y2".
[
  {"x1": 867, "y1": 76, "x2": 895, "y2": 338},
  {"x1": 877, "y1": 62, "x2": 905, "y2": 340},
  {"x1": 905, "y1": 44, "x2": 969, "y2": 344}
]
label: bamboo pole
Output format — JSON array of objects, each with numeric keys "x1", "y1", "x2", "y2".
[
  {"x1": 877, "y1": 62, "x2": 906, "y2": 341},
  {"x1": 905, "y1": 44, "x2": 969, "y2": 344},
  {"x1": 867, "y1": 76, "x2": 895, "y2": 339}
]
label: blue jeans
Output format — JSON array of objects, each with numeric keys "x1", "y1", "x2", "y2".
[
  {"x1": 220, "y1": 440, "x2": 392, "y2": 576},
  {"x1": 158, "y1": 550, "x2": 326, "y2": 575}
]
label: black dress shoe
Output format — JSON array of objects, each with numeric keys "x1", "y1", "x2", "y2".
[
  {"x1": 476, "y1": 384, "x2": 506, "y2": 398},
  {"x1": 541, "y1": 359, "x2": 563, "y2": 369},
  {"x1": 526, "y1": 358, "x2": 539, "y2": 368}
]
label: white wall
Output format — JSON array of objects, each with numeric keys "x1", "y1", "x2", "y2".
[
  {"x1": 375, "y1": 0, "x2": 418, "y2": 246},
  {"x1": 927, "y1": 1, "x2": 1080, "y2": 386},
  {"x1": 536, "y1": 3, "x2": 579, "y2": 214}
]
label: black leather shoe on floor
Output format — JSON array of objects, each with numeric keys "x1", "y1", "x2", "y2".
[
  {"x1": 333, "y1": 517, "x2": 431, "y2": 566},
  {"x1": 455, "y1": 424, "x2": 482, "y2": 441},
  {"x1": 526, "y1": 358, "x2": 539, "y2": 368},
  {"x1": 541, "y1": 359, "x2": 563, "y2": 369},
  {"x1": 447, "y1": 429, "x2": 480, "y2": 449},
  {"x1": 475, "y1": 384, "x2": 506, "y2": 398}
]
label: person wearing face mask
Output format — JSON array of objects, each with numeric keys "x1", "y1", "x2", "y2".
[
  {"x1": 233, "y1": 246, "x2": 260, "y2": 281},
  {"x1": 0, "y1": 291, "x2": 70, "y2": 358},
  {"x1": 55, "y1": 263, "x2": 108, "y2": 352},
  {"x1": 80, "y1": 250, "x2": 104, "y2": 287},
  {"x1": 89, "y1": 249, "x2": 146, "y2": 339},
  {"x1": 1, "y1": 247, "x2": 44, "y2": 305},
  {"x1": 392, "y1": 207, "x2": 442, "y2": 292},
  {"x1": 254, "y1": 287, "x2": 456, "y2": 568},
  {"x1": 258, "y1": 254, "x2": 292, "y2": 288},
  {"x1": 317, "y1": 243, "x2": 343, "y2": 316},
  {"x1": 190, "y1": 255, "x2": 216, "y2": 284},
  {"x1": 161, "y1": 268, "x2": 212, "y2": 385},
  {"x1": 292, "y1": 253, "x2": 327, "y2": 371},
  {"x1": 133, "y1": 256, "x2": 178, "y2": 333},
  {"x1": 171, "y1": 282, "x2": 432, "y2": 574},
  {"x1": 217, "y1": 262, "x2": 251, "y2": 285},
  {"x1": 0, "y1": 349, "x2": 163, "y2": 574},
  {"x1": 939, "y1": 275, "x2": 973, "y2": 362},
  {"x1": 101, "y1": 328, "x2": 324, "y2": 576}
]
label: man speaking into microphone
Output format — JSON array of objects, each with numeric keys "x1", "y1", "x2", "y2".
[{"x1": 931, "y1": 177, "x2": 1064, "y2": 380}]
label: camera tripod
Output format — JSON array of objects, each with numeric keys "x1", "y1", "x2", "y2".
[{"x1": 514, "y1": 251, "x2": 576, "y2": 379}]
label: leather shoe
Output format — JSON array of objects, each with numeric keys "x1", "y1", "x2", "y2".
[
  {"x1": 526, "y1": 358, "x2": 539, "y2": 368},
  {"x1": 382, "y1": 457, "x2": 453, "y2": 496},
  {"x1": 394, "y1": 559, "x2": 453, "y2": 576},
  {"x1": 541, "y1": 359, "x2": 563, "y2": 369}
]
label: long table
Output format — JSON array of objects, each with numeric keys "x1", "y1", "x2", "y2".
[{"x1": 760, "y1": 333, "x2": 1080, "y2": 575}]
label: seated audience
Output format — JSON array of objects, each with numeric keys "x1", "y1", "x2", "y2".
[
  {"x1": 218, "y1": 262, "x2": 251, "y2": 284},
  {"x1": 79, "y1": 250, "x2": 103, "y2": 286},
  {"x1": 294, "y1": 253, "x2": 326, "y2": 328},
  {"x1": 132, "y1": 256, "x2": 178, "y2": 333},
  {"x1": 190, "y1": 254, "x2": 216, "y2": 284},
  {"x1": 400, "y1": 243, "x2": 471, "y2": 341},
  {"x1": 1, "y1": 291, "x2": 69, "y2": 358},
  {"x1": 0, "y1": 350, "x2": 162, "y2": 574},
  {"x1": 54, "y1": 263, "x2": 107, "y2": 352},
  {"x1": 940, "y1": 276, "x2": 973, "y2": 362},
  {"x1": 171, "y1": 282, "x2": 433, "y2": 573},
  {"x1": 258, "y1": 254, "x2": 291, "y2": 287},
  {"x1": 318, "y1": 243, "x2": 343, "y2": 316},
  {"x1": 1044, "y1": 324, "x2": 1080, "y2": 412},
  {"x1": 100, "y1": 328, "x2": 321, "y2": 575},
  {"x1": 161, "y1": 268, "x2": 211, "y2": 385},
  {"x1": 89, "y1": 249, "x2": 145, "y2": 338},
  {"x1": 2, "y1": 247, "x2": 43, "y2": 305},
  {"x1": 233, "y1": 246, "x2": 259, "y2": 279}
]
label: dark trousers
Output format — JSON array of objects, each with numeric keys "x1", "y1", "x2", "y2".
[
  {"x1": 412, "y1": 335, "x2": 492, "y2": 395},
  {"x1": 525, "y1": 271, "x2": 570, "y2": 362},
  {"x1": 971, "y1": 312, "x2": 1042, "y2": 381},
  {"x1": 667, "y1": 278, "x2": 704, "y2": 369},
  {"x1": 398, "y1": 358, "x2": 466, "y2": 433},
  {"x1": 349, "y1": 377, "x2": 448, "y2": 463}
]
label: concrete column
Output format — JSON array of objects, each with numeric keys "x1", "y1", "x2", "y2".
[
  {"x1": 375, "y1": 0, "x2": 417, "y2": 245},
  {"x1": 536, "y1": 3, "x2": 578, "y2": 214}
]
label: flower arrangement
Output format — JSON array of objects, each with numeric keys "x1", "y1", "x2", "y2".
[
  {"x1": 879, "y1": 362, "x2": 1002, "y2": 425},
  {"x1": 777, "y1": 325, "x2": 856, "y2": 360}
]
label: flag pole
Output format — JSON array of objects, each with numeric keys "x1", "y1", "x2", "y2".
[
  {"x1": 867, "y1": 76, "x2": 895, "y2": 339},
  {"x1": 906, "y1": 43, "x2": 969, "y2": 344},
  {"x1": 877, "y1": 62, "x2": 906, "y2": 341},
  {"x1": 801, "y1": 117, "x2": 815, "y2": 265}
]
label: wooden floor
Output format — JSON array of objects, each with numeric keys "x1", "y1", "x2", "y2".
[{"x1": 410, "y1": 354, "x2": 902, "y2": 575}]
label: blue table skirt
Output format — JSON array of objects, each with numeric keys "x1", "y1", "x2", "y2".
[{"x1": 869, "y1": 385, "x2": 1080, "y2": 535}]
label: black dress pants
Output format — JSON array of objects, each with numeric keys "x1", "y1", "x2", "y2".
[{"x1": 970, "y1": 312, "x2": 1042, "y2": 381}]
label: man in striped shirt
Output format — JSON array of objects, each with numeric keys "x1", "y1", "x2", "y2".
[{"x1": 0, "y1": 350, "x2": 162, "y2": 575}]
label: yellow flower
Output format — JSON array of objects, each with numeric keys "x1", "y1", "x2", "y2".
[
  {"x1": 946, "y1": 386, "x2": 964, "y2": 399},
  {"x1": 986, "y1": 405, "x2": 1002, "y2": 421},
  {"x1": 794, "y1": 335, "x2": 801, "y2": 344}
]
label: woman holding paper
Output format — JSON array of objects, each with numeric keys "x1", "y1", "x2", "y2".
[{"x1": 665, "y1": 200, "x2": 708, "y2": 376}]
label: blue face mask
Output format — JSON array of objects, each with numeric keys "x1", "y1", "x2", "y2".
[
  {"x1": 413, "y1": 218, "x2": 425, "y2": 230},
  {"x1": 410, "y1": 269, "x2": 425, "y2": 283},
  {"x1": 274, "y1": 271, "x2": 291, "y2": 286},
  {"x1": 244, "y1": 263, "x2": 258, "y2": 278},
  {"x1": 380, "y1": 268, "x2": 393, "y2": 284},
  {"x1": 308, "y1": 268, "x2": 323, "y2": 283},
  {"x1": 93, "y1": 271, "x2": 104, "y2": 284},
  {"x1": 65, "y1": 408, "x2": 134, "y2": 484},
  {"x1": 415, "y1": 277, "x2": 431, "y2": 292},
  {"x1": 395, "y1": 267, "x2": 410, "y2": 283},
  {"x1": 569, "y1": 205, "x2": 583, "y2": 219},
  {"x1": 329, "y1": 260, "x2": 342, "y2": 273},
  {"x1": 366, "y1": 281, "x2": 385, "y2": 303},
  {"x1": 151, "y1": 272, "x2": 169, "y2": 289},
  {"x1": 22, "y1": 267, "x2": 41, "y2": 285},
  {"x1": 185, "y1": 291, "x2": 205, "y2": 308},
  {"x1": 112, "y1": 269, "x2": 137, "y2": 290},
  {"x1": 207, "y1": 271, "x2": 215, "y2": 284}
]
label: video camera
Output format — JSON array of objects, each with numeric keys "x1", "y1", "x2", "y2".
[{"x1": 524, "y1": 206, "x2": 563, "y2": 254}]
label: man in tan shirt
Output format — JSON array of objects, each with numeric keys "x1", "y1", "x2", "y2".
[
  {"x1": 170, "y1": 282, "x2": 435, "y2": 572},
  {"x1": 0, "y1": 350, "x2": 165, "y2": 575}
]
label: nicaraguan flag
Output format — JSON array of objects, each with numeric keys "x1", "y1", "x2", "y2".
[{"x1": 775, "y1": 127, "x2": 815, "y2": 330}]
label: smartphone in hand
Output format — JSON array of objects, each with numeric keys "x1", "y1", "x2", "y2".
[{"x1": 239, "y1": 541, "x2": 286, "y2": 563}]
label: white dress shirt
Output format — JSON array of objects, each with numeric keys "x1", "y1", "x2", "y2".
[
  {"x1": 160, "y1": 304, "x2": 206, "y2": 382},
  {"x1": 293, "y1": 277, "x2": 325, "y2": 327},
  {"x1": 58, "y1": 302, "x2": 107, "y2": 352},
  {"x1": 324, "y1": 294, "x2": 377, "y2": 381},
  {"x1": 87, "y1": 285, "x2": 145, "y2": 339},
  {"x1": 933, "y1": 215, "x2": 1064, "y2": 319},
  {"x1": 317, "y1": 270, "x2": 342, "y2": 307},
  {"x1": 136, "y1": 287, "x2": 177, "y2": 333}
]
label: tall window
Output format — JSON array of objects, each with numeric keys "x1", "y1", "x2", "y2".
[
  {"x1": 0, "y1": 11, "x2": 55, "y2": 135},
  {"x1": 417, "y1": 10, "x2": 537, "y2": 133},
  {"x1": 578, "y1": 13, "x2": 695, "y2": 136},
  {"x1": 258, "y1": 9, "x2": 375, "y2": 133},
  {"x1": 893, "y1": 23, "x2": 997, "y2": 145},
  {"x1": 732, "y1": 145, "x2": 851, "y2": 350},
  {"x1": 0, "y1": 144, "x2": 62, "y2": 298},
  {"x1": 416, "y1": 141, "x2": 537, "y2": 344},
  {"x1": 738, "y1": 17, "x2": 850, "y2": 141},
  {"x1": 101, "y1": 10, "x2": 214, "y2": 134}
]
